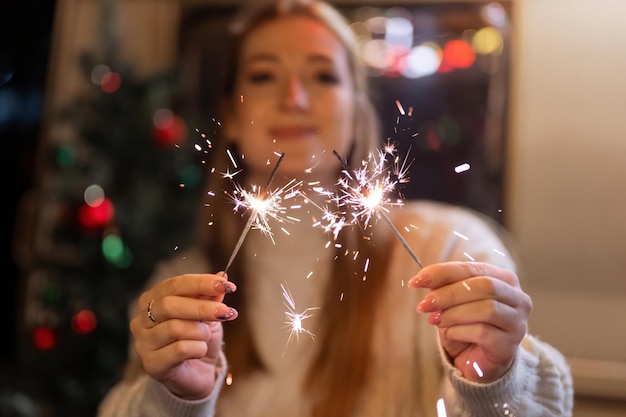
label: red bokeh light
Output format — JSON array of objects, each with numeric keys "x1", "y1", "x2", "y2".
[
  {"x1": 154, "y1": 115, "x2": 187, "y2": 146},
  {"x1": 100, "y1": 71, "x2": 122, "y2": 93},
  {"x1": 32, "y1": 327, "x2": 56, "y2": 350},
  {"x1": 441, "y1": 39, "x2": 475, "y2": 70},
  {"x1": 71, "y1": 309, "x2": 97, "y2": 334},
  {"x1": 78, "y1": 198, "x2": 114, "y2": 229}
]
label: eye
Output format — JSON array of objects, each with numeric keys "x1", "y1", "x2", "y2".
[
  {"x1": 316, "y1": 71, "x2": 340, "y2": 85},
  {"x1": 247, "y1": 71, "x2": 275, "y2": 84}
]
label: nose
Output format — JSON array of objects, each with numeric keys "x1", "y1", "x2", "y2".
[{"x1": 281, "y1": 75, "x2": 309, "y2": 110}]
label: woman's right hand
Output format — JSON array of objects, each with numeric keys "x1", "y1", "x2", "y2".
[{"x1": 130, "y1": 272, "x2": 238, "y2": 400}]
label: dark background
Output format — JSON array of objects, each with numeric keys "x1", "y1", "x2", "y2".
[{"x1": 1, "y1": 0, "x2": 57, "y2": 366}]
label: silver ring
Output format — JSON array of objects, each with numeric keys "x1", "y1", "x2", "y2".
[{"x1": 147, "y1": 299, "x2": 158, "y2": 323}]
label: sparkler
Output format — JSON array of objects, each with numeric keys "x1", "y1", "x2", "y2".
[
  {"x1": 332, "y1": 149, "x2": 424, "y2": 268},
  {"x1": 223, "y1": 152, "x2": 286, "y2": 273}
]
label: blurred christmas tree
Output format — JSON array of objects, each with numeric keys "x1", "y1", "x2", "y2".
[{"x1": 5, "y1": 1, "x2": 207, "y2": 416}]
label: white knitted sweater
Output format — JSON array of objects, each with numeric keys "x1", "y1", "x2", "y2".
[{"x1": 98, "y1": 200, "x2": 573, "y2": 417}]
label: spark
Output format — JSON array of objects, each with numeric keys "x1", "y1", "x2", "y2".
[
  {"x1": 220, "y1": 167, "x2": 243, "y2": 179},
  {"x1": 324, "y1": 148, "x2": 424, "y2": 268},
  {"x1": 454, "y1": 162, "x2": 470, "y2": 173},
  {"x1": 226, "y1": 149, "x2": 238, "y2": 168},
  {"x1": 436, "y1": 398, "x2": 448, "y2": 417},
  {"x1": 472, "y1": 361, "x2": 484, "y2": 377},
  {"x1": 395, "y1": 99, "x2": 406, "y2": 115},
  {"x1": 224, "y1": 153, "x2": 295, "y2": 273},
  {"x1": 281, "y1": 283, "x2": 319, "y2": 352},
  {"x1": 453, "y1": 230, "x2": 469, "y2": 240},
  {"x1": 225, "y1": 175, "x2": 302, "y2": 268}
]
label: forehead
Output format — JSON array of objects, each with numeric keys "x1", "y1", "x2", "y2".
[{"x1": 240, "y1": 15, "x2": 347, "y2": 63}]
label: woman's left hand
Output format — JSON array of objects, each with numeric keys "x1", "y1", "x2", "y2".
[{"x1": 408, "y1": 262, "x2": 533, "y2": 383}]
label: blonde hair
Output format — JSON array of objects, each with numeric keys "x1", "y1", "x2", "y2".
[{"x1": 196, "y1": 1, "x2": 395, "y2": 415}]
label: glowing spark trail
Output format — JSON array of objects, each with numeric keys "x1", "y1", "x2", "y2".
[
  {"x1": 436, "y1": 398, "x2": 448, "y2": 417},
  {"x1": 281, "y1": 283, "x2": 319, "y2": 352},
  {"x1": 223, "y1": 152, "x2": 285, "y2": 273},
  {"x1": 332, "y1": 149, "x2": 424, "y2": 268}
]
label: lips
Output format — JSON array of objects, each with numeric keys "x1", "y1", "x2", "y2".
[{"x1": 269, "y1": 126, "x2": 318, "y2": 139}]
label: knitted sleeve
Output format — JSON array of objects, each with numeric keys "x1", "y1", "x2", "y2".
[
  {"x1": 440, "y1": 334, "x2": 574, "y2": 417},
  {"x1": 96, "y1": 350, "x2": 228, "y2": 417},
  {"x1": 393, "y1": 201, "x2": 573, "y2": 416},
  {"x1": 96, "y1": 249, "x2": 229, "y2": 417}
]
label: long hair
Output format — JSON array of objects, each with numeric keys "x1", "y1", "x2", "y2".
[{"x1": 194, "y1": 1, "x2": 391, "y2": 415}]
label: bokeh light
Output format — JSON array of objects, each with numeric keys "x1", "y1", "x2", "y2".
[
  {"x1": 153, "y1": 108, "x2": 187, "y2": 146},
  {"x1": 352, "y1": 5, "x2": 507, "y2": 78},
  {"x1": 90, "y1": 64, "x2": 111, "y2": 85},
  {"x1": 84, "y1": 184, "x2": 105, "y2": 207},
  {"x1": 385, "y1": 16, "x2": 413, "y2": 49},
  {"x1": 403, "y1": 43, "x2": 441, "y2": 78},
  {"x1": 55, "y1": 144, "x2": 77, "y2": 168},
  {"x1": 102, "y1": 233, "x2": 133, "y2": 267},
  {"x1": 442, "y1": 39, "x2": 476, "y2": 70},
  {"x1": 481, "y1": 2, "x2": 509, "y2": 28},
  {"x1": 100, "y1": 71, "x2": 121, "y2": 93},
  {"x1": 78, "y1": 197, "x2": 114, "y2": 229},
  {"x1": 32, "y1": 327, "x2": 56, "y2": 350},
  {"x1": 472, "y1": 26, "x2": 503, "y2": 55},
  {"x1": 71, "y1": 309, "x2": 97, "y2": 334}
]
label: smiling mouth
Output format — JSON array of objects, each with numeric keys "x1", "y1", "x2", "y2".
[{"x1": 269, "y1": 127, "x2": 318, "y2": 139}]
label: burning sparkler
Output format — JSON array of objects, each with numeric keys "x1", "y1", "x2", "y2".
[
  {"x1": 223, "y1": 152, "x2": 287, "y2": 273},
  {"x1": 330, "y1": 148, "x2": 424, "y2": 268}
]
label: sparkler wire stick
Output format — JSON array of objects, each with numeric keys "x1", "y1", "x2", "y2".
[
  {"x1": 223, "y1": 152, "x2": 286, "y2": 273},
  {"x1": 332, "y1": 150, "x2": 423, "y2": 268}
]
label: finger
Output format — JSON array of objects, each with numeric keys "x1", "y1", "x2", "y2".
[
  {"x1": 142, "y1": 339, "x2": 213, "y2": 377},
  {"x1": 137, "y1": 273, "x2": 237, "y2": 323},
  {"x1": 417, "y1": 276, "x2": 531, "y2": 313},
  {"x1": 144, "y1": 296, "x2": 238, "y2": 326},
  {"x1": 133, "y1": 319, "x2": 213, "y2": 353},
  {"x1": 408, "y1": 261, "x2": 519, "y2": 290},
  {"x1": 141, "y1": 273, "x2": 237, "y2": 305},
  {"x1": 428, "y1": 298, "x2": 528, "y2": 334},
  {"x1": 440, "y1": 323, "x2": 519, "y2": 359}
]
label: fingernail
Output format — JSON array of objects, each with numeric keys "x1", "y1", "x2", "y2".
[
  {"x1": 417, "y1": 296, "x2": 436, "y2": 313},
  {"x1": 408, "y1": 271, "x2": 430, "y2": 288},
  {"x1": 428, "y1": 311, "x2": 441, "y2": 325},
  {"x1": 215, "y1": 280, "x2": 236, "y2": 293},
  {"x1": 215, "y1": 306, "x2": 238, "y2": 321}
]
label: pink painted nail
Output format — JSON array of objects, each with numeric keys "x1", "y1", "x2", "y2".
[
  {"x1": 428, "y1": 311, "x2": 441, "y2": 325},
  {"x1": 215, "y1": 306, "x2": 238, "y2": 321},
  {"x1": 408, "y1": 271, "x2": 431, "y2": 288}
]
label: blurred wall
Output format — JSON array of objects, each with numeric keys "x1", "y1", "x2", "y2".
[{"x1": 507, "y1": 0, "x2": 626, "y2": 407}]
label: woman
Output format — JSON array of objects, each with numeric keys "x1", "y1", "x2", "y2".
[{"x1": 98, "y1": 1, "x2": 573, "y2": 416}]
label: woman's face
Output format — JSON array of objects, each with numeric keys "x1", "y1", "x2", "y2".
[{"x1": 225, "y1": 15, "x2": 356, "y2": 184}]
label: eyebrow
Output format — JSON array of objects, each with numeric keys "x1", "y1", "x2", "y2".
[{"x1": 244, "y1": 52, "x2": 335, "y2": 65}]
